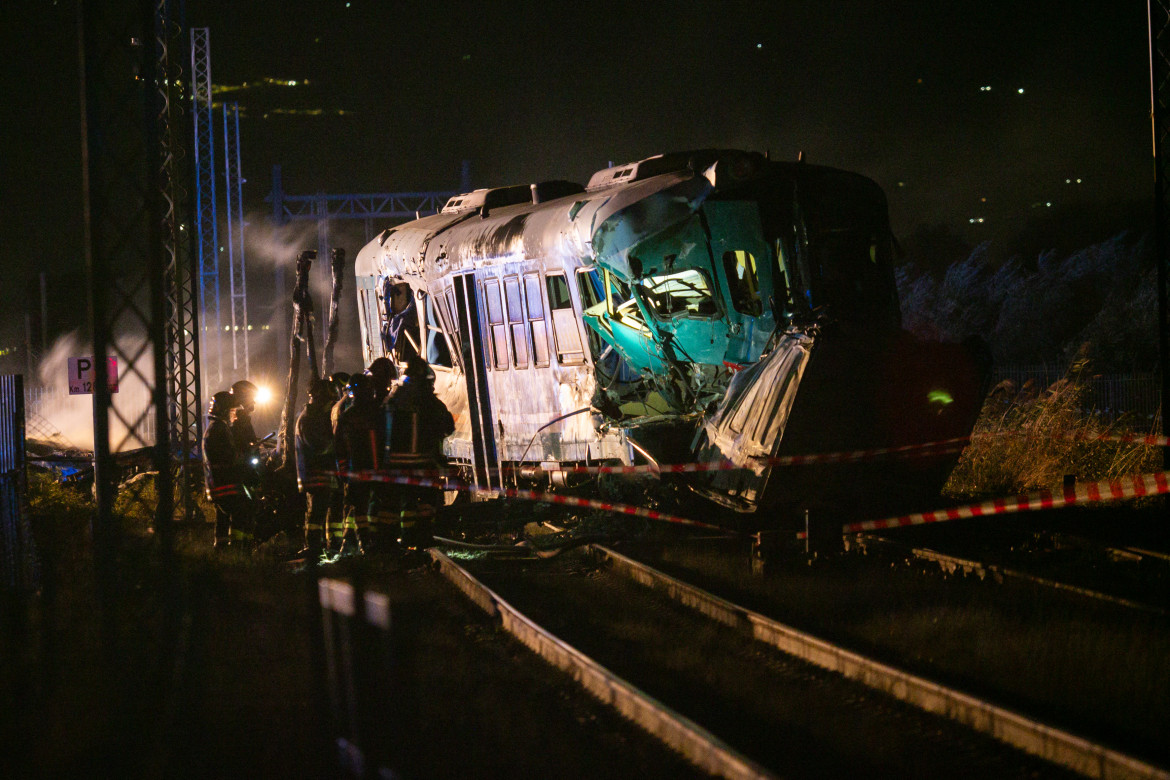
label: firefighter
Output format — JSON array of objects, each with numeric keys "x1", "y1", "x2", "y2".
[
  {"x1": 329, "y1": 371, "x2": 351, "y2": 424},
  {"x1": 203, "y1": 390, "x2": 254, "y2": 549},
  {"x1": 230, "y1": 379, "x2": 262, "y2": 485},
  {"x1": 367, "y1": 357, "x2": 397, "y2": 403},
  {"x1": 295, "y1": 377, "x2": 337, "y2": 559},
  {"x1": 326, "y1": 371, "x2": 350, "y2": 549},
  {"x1": 382, "y1": 355, "x2": 454, "y2": 551},
  {"x1": 333, "y1": 373, "x2": 383, "y2": 554}
]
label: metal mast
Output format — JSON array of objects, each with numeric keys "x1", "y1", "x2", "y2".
[
  {"x1": 1152, "y1": 0, "x2": 1170, "y2": 463},
  {"x1": 161, "y1": 5, "x2": 201, "y2": 523},
  {"x1": 224, "y1": 101, "x2": 249, "y2": 374},
  {"x1": 190, "y1": 27, "x2": 221, "y2": 390}
]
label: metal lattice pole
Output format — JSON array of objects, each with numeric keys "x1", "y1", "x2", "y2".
[
  {"x1": 190, "y1": 27, "x2": 221, "y2": 391},
  {"x1": 224, "y1": 101, "x2": 249, "y2": 375},
  {"x1": 161, "y1": 6, "x2": 201, "y2": 523},
  {"x1": 1151, "y1": 0, "x2": 1170, "y2": 464},
  {"x1": 81, "y1": 0, "x2": 183, "y2": 723}
]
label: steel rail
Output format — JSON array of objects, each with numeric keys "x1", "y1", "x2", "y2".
[
  {"x1": 848, "y1": 533, "x2": 1170, "y2": 617},
  {"x1": 428, "y1": 548, "x2": 777, "y2": 780},
  {"x1": 590, "y1": 544, "x2": 1170, "y2": 780}
]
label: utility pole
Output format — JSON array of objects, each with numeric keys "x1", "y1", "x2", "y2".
[{"x1": 1150, "y1": 0, "x2": 1170, "y2": 467}]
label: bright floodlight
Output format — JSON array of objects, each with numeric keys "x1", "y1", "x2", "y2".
[{"x1": 254, "y1": 385, "x2": 273, "y2": 405}]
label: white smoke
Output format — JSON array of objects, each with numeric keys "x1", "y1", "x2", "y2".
[{"x1": 30, "y1": 330, "x2": 157, "y2": 454}]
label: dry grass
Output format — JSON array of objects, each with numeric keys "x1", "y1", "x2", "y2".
[{"x1": 945, "y1": 357, "x2": 1160, "y2": 499}]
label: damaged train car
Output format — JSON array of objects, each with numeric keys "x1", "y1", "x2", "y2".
[{"x1": 353, "y1": 149, "x2": 989, "y2": 524}]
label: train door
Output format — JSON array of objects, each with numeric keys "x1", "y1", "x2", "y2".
[
  {"x1": 451, "y1": 272, "x2": 501, "y2": 492},
  {"x1": 702, "y1": 200, "x2": 776, "y2": 365}
]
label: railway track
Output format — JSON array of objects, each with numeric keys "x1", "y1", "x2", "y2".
[
  {"x1": 429, "y1": 542, "x2": 1170, "y2": 779},
  {"x1": 846, "y1": 531, "x2": 1170, "y2": 616},
  {"x1": 850, "y1": 506, "x2": 1170, "y2": 616}
]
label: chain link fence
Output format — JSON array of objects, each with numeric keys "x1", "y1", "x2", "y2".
[{"x1": 991, "y1": 365, "x2": 1161, "y2": 431}]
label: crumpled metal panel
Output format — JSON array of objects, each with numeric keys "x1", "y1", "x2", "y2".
[
  {"x1": 691, "y1": 332, "x2": 813, "y2": 508},
  {"x1": 690, "y1": 330, "x2": 992, "y2": 516}
]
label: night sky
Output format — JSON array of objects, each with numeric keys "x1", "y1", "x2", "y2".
[{"x1": 0, "y1": 0, "x2": 1154, "y2": 346}]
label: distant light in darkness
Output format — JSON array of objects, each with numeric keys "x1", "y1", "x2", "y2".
[
  {"x1": 980, "y1": 85, "x2": 992, "y2": 92},
  {"x1": 1018, "y1": 87, "x2": 1025, "y2": 94},
  {"x1": 928, "y1": 390, "x2": 954, "y2": 407}
]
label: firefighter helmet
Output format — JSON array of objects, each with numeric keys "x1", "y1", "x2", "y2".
[
  {"x1": 345, "y1": 373, "x2": 374, "y2": 402},
  {"x1": 405, "y1": 355, "x2": 433, "y2": 383},
  {"x1": 307, "y1": 377, "x2": 334, "y2": 403},
  {"x1": 208, "y1": 391, "x2": 235, "y2": 419},
  {"x1": 230, "y1": 379, "x2": 258, "y2": 404},
  {"x1": 367, "y1": 356, "x2": 397, "y2": 385}
]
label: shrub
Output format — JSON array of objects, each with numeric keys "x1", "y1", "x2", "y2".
[{"x1": 945, "y1": 355, "x2": 1159, "y2": 498}]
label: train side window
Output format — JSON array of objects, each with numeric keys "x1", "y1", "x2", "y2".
[
  {"x1": 503, "y1": 275, "x2": 529, "y2": 369},
  {"x1": 443, "y1": 288, "x2": 460, "y2": 341},
  {"x1": 422, "y1": 293, "x2": 453, "y2": 368},
  {"x1": 722, "y1": 250, "x2": 763, "y2": 316},
  {"x1": 574, "y1": 267, "x2": 607, "y2": 359},
  {"x1": 358, "y1": 287, "x2": 382, "y2": 361},
  {"x1": 437, "y1": 287, "x2": 463, "y2": 371},
  {"x1": 483, "y1": 278, "x2": 509, "y2": 370},
  {"x1": 545, "y1": 272, "x2": 585, "y2": 365},
  {"x1": 524, "y1": 272, "x2": 550, "y2": 367},
  {"x1": 576, "y1": 267, "x2": 603, "y2": 309}
]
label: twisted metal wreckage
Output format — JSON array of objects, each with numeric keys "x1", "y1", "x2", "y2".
[{"x1": 342, "y1": 149, "x2": 990, "y2": 526}]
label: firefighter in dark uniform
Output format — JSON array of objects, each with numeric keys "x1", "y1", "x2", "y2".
[
  {"x1": 326, "y1": 371, "x2": 350, "y2": 549},
  {"x1": 333, "y1": 373, "x2": 383, "y2": 554},
  {"x1": 203, "y1": 390, "x2": 254, "y2": 549},
  {"x1": 367, "y1": 357, "x2": 397, "y2": 404},
  {"x1": 295, "y1": 377, "x2": 337, "y2": 558},
  {"x1": 329, "y1": 371, "x2": 351, "y2": 427},
  {"x1": 230, "y1": 379, "x2": 262, "y2": 485},
  {"x1": 382, "y1": 355, "x2": 455, "y2": 550}
]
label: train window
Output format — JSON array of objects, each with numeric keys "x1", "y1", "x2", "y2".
[
  {"x1": 545, "y1": 273, "x2": 586, "y2": 365},
  {"x1": 575, "y1": 267, "x2": 608, "y2": 360},
  {"x1": 503, "y1": 276, "x2": 529, "y2": 369},
  {"x1": 442, "y1": 288, "x2": 461, "y2": 343},
  {"x1": 438, "y1": 287, "x2": 464, "y2": 371},
  {"x1": 576, "y1": 267, "x2": 603, "y2": 309},
  {"x1": 722, "y1": 250, "x2": 763, "y2": 316},
  {"x1": 638, "y1": 269, "x2": 717, "y2": 320},
  {"x1": 483, "y1": 278, "x2": 509, "y2": 370},
  {"x1": 422, "y1": 293, "x2": 453, "y2": 368},
  {"x1": 358, "y1": 287, "x2": 382, "y2": 361},
  {"x1": 524, "y1": 273, "x2": 550, "y2": 367}
]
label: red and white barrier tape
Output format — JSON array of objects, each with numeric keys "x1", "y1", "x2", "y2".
[
  {"x1": 841, "y1": 470, "x2": 1170, "y2": 534},
  {"x1": 338, "y1": 464, "x2": 1167, "y2": 539},
  {"x1": 337, "y1": 470, "x2": 730, "y2": 533},
  {"x1": 329, "y1": 430, "x2": 1166, "y2": 484},
  {"x1": 973, "y1": 431, "x2": 1170, "y2": 447}
]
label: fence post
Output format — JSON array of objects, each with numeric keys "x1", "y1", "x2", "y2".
[
  {"x1": 1, "y1": 374, "x2": 35, "y2": 593},
  {"x1": 318, "y1": 576, "x2": 394, "y2": 779}
]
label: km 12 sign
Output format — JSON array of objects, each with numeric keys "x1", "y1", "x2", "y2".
[{"x1": 68, "y1": 357, "x2": 119, "y2": 394}]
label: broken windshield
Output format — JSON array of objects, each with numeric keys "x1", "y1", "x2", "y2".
[{"x1": 637, "y1": 269, "x2": 718, "y2": 320}]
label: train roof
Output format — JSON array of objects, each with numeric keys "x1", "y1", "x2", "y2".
[{"x1": 354, "y1": 150, "x2": 885, "y2": 281}]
